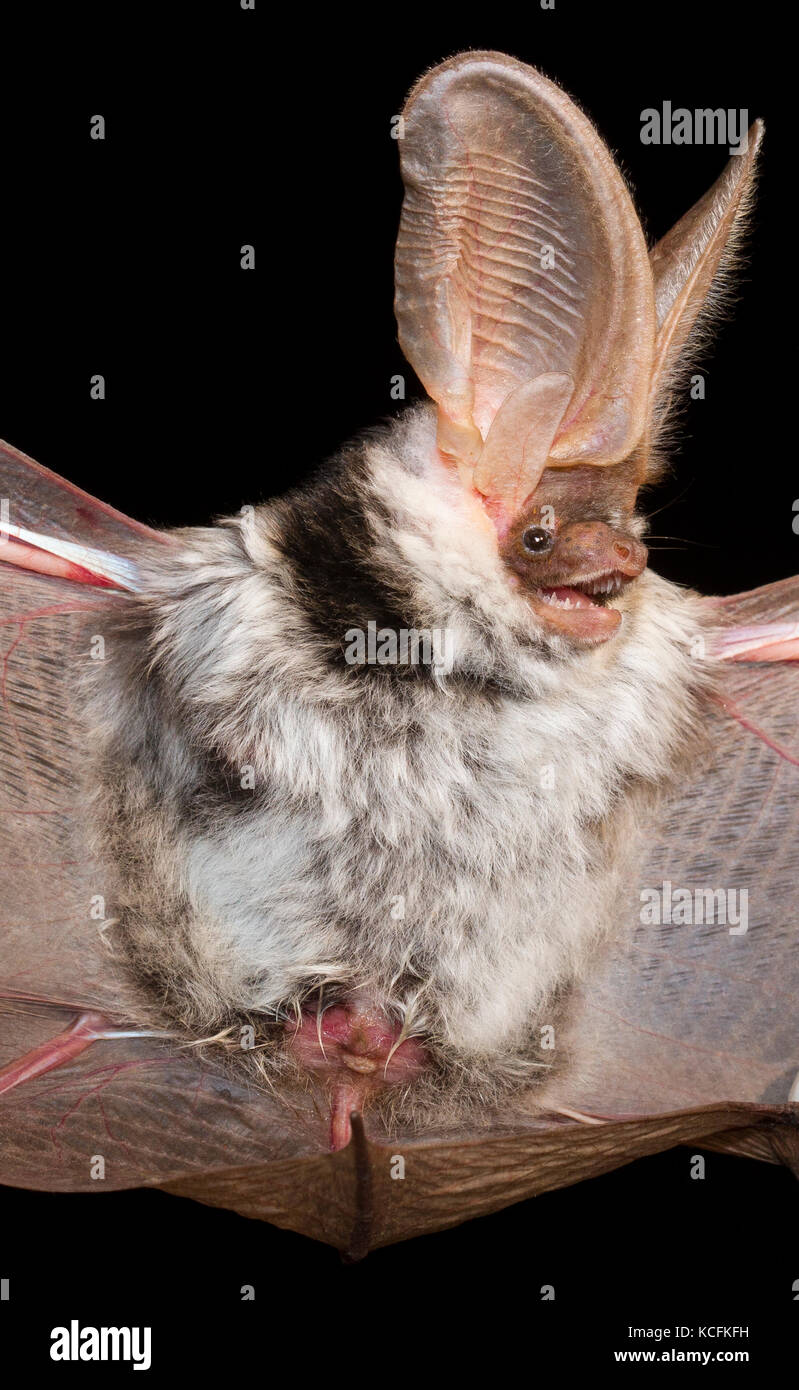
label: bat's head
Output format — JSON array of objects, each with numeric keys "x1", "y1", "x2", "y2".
[{"x1": 499, "y1": 461, "x2": 647, "y2": 644}]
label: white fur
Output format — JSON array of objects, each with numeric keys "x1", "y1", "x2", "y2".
[{"x1": 126, "y1": 405, "x2": 709, "y2": 1080}]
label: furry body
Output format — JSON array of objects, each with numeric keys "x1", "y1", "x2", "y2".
[{"x1": 87, "y1": 406, "x2": 710, "y2": 1103}]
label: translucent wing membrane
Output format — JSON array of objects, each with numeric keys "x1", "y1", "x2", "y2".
[{"x1": 0, "y1": 438, "x2": 171, "y2": 590}]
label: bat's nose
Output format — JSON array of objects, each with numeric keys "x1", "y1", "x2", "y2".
[
  {"x1": 558, "y1": 523, "x2": 647, "y2": 580},
  {"x1": 611, "y1": 534, "x2": 648, "y2": 577}
]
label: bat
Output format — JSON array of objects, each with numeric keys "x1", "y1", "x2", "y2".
[{"x1": 1, "y1": 50, "x2": 796, "y2": 1258}]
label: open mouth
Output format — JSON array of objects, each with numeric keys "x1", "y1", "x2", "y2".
[
  {"x1": 530, "y1": 569, "x2": 634, "y2": 642},
  {"x1": 538, "y1": 570, "x2": 628, "y2": 610}
]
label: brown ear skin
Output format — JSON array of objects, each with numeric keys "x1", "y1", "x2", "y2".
[{"x1": 648, "y1": 121, "x2": 764, "y2": 421}]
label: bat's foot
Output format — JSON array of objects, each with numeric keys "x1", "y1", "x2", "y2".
[{"x1": 283, "y1": 993, "x2": 428, "y2": 1150}]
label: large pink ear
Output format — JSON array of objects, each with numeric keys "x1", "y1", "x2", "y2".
[
  {"x1": 648, "y1": 122, "x2": 764, "y2": 423},
  {"x1": 394, "y1": 51, "x2": 656, "y2": 520}
]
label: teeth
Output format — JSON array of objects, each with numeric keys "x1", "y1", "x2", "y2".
[
  {"x1": 584, "y1": 573, "x2": 623, "y2": 597},
  {"x1": 539, "y1": 571, "x2": 627, "y2": 611}
]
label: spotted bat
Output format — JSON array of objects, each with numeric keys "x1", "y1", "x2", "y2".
[{"x1": 1, "y1": 52, "x2": 797, "y2": 1253}]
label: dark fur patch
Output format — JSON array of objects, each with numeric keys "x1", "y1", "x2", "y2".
[{"x1": 271, "y1": 447, "x2": 417, "y2": 665}]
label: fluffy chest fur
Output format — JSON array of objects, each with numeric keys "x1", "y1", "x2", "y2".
[
  {"x1": 185, "y1": 656, "x2": 682, "y2": 1067},
  {"x1": 87, "y1": 408, "x2": 710, "y2": 1099}
]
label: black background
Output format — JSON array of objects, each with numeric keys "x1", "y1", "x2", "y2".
[{"x1": 1, "y1": 1, "x2": 796, "y2": 1375}]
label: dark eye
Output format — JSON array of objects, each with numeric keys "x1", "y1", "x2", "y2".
[{"x1": 521, "y1": 525, "x2": 555, "y2": 555}]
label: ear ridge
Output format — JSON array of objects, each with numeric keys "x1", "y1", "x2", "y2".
[
  {"x1": 394, "y1": 50, "x2": 655, "y2": 520},
  {"x1": 648, "y1": 121, "x2": 764, "y2": 426}
]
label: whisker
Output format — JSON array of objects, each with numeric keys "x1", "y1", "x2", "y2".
[
  {"x1": 315, "y1": 988, "x2": 328, "y2": 1060},
  {"x1": 645, "y1": 533, "x2": 715, "y2": 548},
  {"x1": 643, "y1": 478, "x2": 697, "y2": 521}
]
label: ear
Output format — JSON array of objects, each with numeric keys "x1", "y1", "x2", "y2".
[
  {"x1": 648, "y1": 122, "x2": 764, "y2": 424},
  {"x1": 394, "y1": 51, "x2": 656, "y2": 524}
]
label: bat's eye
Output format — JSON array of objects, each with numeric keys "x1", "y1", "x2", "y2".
[{"x1": 521, "y1": 525, "x2": 555, "y2": 555}]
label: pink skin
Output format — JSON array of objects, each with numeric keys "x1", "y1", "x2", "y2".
[
  {"x1": 711, "y1": 621, "x2": 799, "y2": 662},
  {"x1": 284, "y1": 993, "x2": 428, "y2": 1151},
  {"x1": 0, "y1": 991, "x2": 427, "y2": 1153},
  {"x1": 0, "y1": 996, "x2": 167, "y2": 1098},
  {"x1": 0, "y1": 537, "x2": 119, "y2": 587},
  {"x1": 0, "y1": 1011, "x2": 112, "y2": 1095}
]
